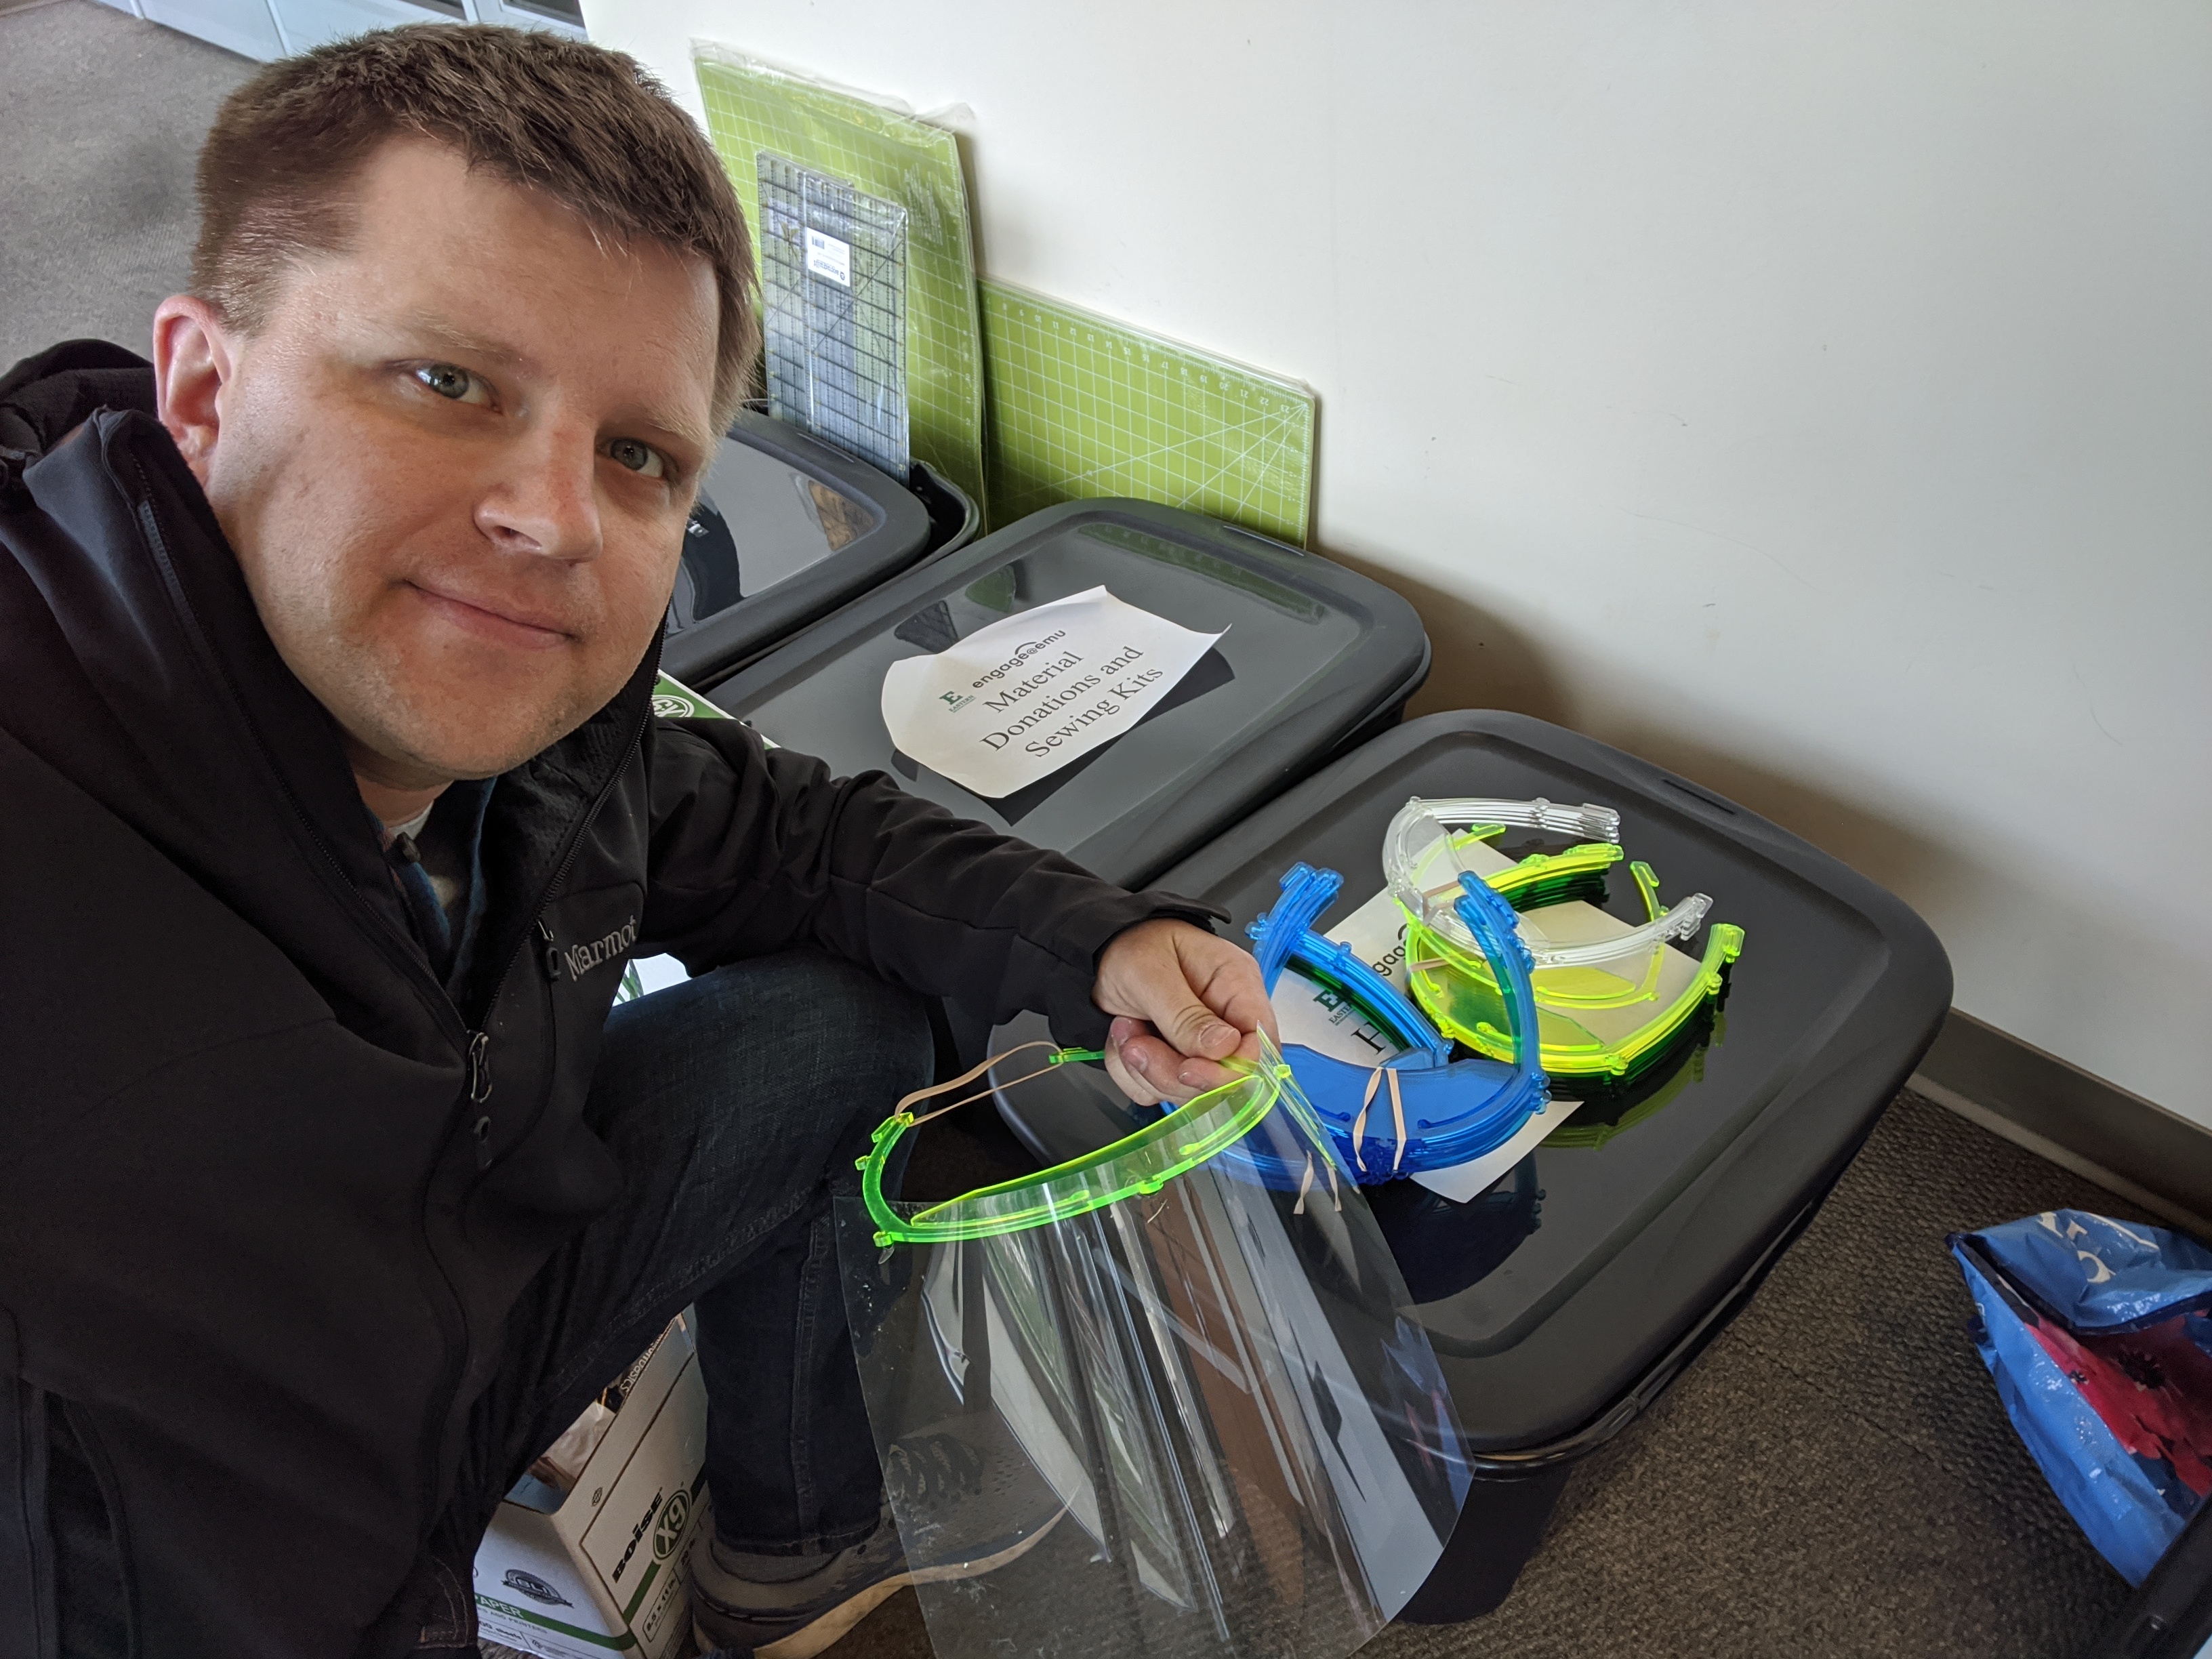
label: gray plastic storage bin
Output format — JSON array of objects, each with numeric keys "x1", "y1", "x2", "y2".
[
  {"x1": 660, "y1": 411, "x2": 967, "y2": 687},
  {"x1": 985, "y1": 709, "x2": 1952, "y2": 1623},
  {"x1": 701, "y1": 499, "x2": 1431, "y2": 890}
]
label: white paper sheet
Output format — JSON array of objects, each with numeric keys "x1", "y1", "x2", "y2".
[
  {"x1": 880, "y1": 586, "x2": 1225, "y2": 799},
  {"x1": 1409, "y1": 1094, "x2": 1578, "y2": 1203}
]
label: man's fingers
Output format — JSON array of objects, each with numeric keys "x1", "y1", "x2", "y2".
[
  {"x1": 1105, "y1": 1022, "x2": 1240, "y2": 1107},
  {"x1": 1092, "y1": 921, "x2": 1282, "y2": 1105},
  {"x1": 1136, "y1": 930, "x2": 1271, "y2": 1059},
  {"x1": 1106, "y1": 1023, "x2": 1191, "y2": 1105},
  {"x1": 1172, "y1": 1053, "x2": 1241, "y2": 1094}
]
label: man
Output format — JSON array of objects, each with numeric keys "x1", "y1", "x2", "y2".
[{"x1": 0, "y1": 25, "x2": 1273, "y2": 1658}]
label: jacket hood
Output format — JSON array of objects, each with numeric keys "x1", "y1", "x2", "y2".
[{"x1": 0, "y1": 338, "x2": 155, "y2": 479}]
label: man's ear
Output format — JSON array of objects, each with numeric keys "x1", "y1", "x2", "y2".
[{"x1": 151, "y1": 295, "x2": 237, "y2": 487}]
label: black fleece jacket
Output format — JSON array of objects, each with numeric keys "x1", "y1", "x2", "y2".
[{"x1": 0, "y1": 343, "x2": 1212, "y2": 1658}]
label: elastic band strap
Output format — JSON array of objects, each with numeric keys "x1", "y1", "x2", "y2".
[
  {"x1": 1293, "y1": 1151, "x2": 1315, "y2": 1216},
  {"x1": 1349, "y1": 1067, "x2": 1410, "y2": 1175},
  {"x1": 1352, "y1": 1068, "x2": 1383, "y2": 1176},
  {"x1": 898, "y1": 1040, "x2": 1061, "y2": 1128},
  {"x1": 1387, "y1": 1067, "x2": 1408, "y2": 1172}
]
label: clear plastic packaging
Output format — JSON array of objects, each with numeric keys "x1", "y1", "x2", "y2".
[
  {"x1": 693, "y1": 47, "x2": 989, "y2": 512},
  {"x1": 838, "y1": 1038, "x2": 1469, "y2": 1658}
]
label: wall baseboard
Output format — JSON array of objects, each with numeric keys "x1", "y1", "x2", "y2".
[{"x1": 1910, "y1": 1010, "x2": 2212, "y2": 1239}]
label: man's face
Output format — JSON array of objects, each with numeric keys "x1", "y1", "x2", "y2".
[{"x1": 169, "y1": 138, "x2": 719, "y2": 788}]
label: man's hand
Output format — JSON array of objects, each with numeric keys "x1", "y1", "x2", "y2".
[{"x1": 1093, "y1": 919, "x2": 1279, "y2": 1106}]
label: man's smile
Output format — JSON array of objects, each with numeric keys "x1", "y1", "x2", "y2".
[{"x1": 405, "y1": 577, "x2": 579, "y2": 649}]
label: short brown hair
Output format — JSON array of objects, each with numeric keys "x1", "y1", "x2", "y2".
[{"x1": 191, "y1": 24, "x2": 756, "y2": 428}]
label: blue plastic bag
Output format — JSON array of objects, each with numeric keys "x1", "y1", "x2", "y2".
[{"x1": 1952, "y1": 1210, "x2": 2212, "y2": 1584}]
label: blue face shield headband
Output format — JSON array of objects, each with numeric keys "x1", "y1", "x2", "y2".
[{"x1": 1248, "y1": 862, "x2": 1551, "y2": 1183}]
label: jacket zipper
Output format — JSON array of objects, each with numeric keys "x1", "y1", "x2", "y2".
[
  {"x1": 451, "y1": 690, "x2": 647, "y2": 1198},
  {"x1": 467, "y1": 1033, "x2": 493, "y2": 1170},
  {"x1": 420, "y1": 750, "x2": 638, "y2": 1515}
]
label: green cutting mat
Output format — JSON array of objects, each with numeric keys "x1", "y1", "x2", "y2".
[
  {"x1": 978, "y1": 281, "x2": 1314, "y2": 546},
  {"x1": 694, "y1": 50, "x2": 987, "y2": 516}
]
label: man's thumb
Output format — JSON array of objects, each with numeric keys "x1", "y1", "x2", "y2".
[{"x1": 1158, "y1": 988, "x2": 1239, "y2": 1059}]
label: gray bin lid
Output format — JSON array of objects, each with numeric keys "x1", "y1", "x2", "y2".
[
  {"x1": 661, "y1": 411, "x2": 933, "y2": 685},
  {"x1": 705, "y1": 500, "x2": 1432, "y2": 888},
  {"x1": 988, "y1": 709, "x2": 1952, "y2": 1456}
]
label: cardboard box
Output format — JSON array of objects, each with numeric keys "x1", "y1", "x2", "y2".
[{"x1": 474, "y1": 1311, "x2": 712, "y2": 1658}]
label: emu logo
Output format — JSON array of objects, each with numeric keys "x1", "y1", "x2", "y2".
[
  {"x1": 501, "y1": 1568, "x2": 571, "y2": 1607},
  {"x1": 560, "y1": 916, "x2": 640, "y2": 981}
]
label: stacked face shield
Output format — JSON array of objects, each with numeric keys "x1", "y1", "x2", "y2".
[
  {"x1": 836, "y1": 1036, "x2": 1471, "y2": 1659},
  {"x1": 1387, "y1": 797, "x2": 1746, "y2": 1082},
  {"x1": 1246, "y1": 862, "x2": 1551, "y2": 1184}
]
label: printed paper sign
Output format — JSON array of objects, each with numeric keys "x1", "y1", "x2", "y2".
[
  {"x1": 1316, "y1": 882, "x2": 1416, "y2": 989},
  {"x1": 881, "y1": 587, "x2": 1225, "y2": 799},
  {"x1": 1274, "y1": 966, "x2": 1408, "y2": 1067},
  {"x1": 803, "y1": 228, "x2": 852, "y2": 286}
]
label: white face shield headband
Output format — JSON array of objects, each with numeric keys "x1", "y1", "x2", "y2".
[{"x1": 1385, "y1": 797, "x2": 1745, "y2": 1081}]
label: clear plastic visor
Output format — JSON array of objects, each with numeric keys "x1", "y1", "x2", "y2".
[{"x1": 836, "y1": 1041, "x2": 1471, "y2": 1658}]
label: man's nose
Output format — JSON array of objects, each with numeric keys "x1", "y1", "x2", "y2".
[{"x1": 474, "y1": 423, "x2": 602, "y2": 561}]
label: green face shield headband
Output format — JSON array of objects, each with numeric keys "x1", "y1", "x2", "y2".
[
  {"x1": 1385, "y1": 797, "x2": 1746, "y2": 1080},
  {"x1": 836, "y1": 1034, "x2": 1472, "y2": 1658}
]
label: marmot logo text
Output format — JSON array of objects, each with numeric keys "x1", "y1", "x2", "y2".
[{"x1": 561, "y1": 916, "x2": 639, "y2": 980}]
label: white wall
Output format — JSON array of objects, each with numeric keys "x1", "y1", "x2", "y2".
[{"x1": 590, "y1": 0, "x2": 2212, "y2": 1125}]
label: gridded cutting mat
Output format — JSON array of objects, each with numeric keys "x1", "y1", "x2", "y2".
[
  {"x1": 756, "y1": 153, "x2": 910, "y2": 477},
  {"x1": 978, "y1": 281, "x2": 1315, "y2": 546},
  {"x1": 695, "y1": 49, "x2": 986, "y2": 512}
]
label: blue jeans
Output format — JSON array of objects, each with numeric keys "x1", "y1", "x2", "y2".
[{"x1": 384, "y1": 951, "x2": 935, "y2": 1654}]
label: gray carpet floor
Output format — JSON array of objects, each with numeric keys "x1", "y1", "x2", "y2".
[
  {"x1": 1, "y1": 5, "x2": 2147, "y2": 1653},
  {"x1": 1, "y1": 0, "x2": 249, "y2": 371}
]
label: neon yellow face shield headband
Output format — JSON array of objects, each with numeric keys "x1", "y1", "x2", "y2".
[
  {"x1": 859, "y1": 1034, "x2": 1340, "y2": 1246},
  {"x1": 1385, "y1": 796, "x2": 1746, "y2": 1080}
]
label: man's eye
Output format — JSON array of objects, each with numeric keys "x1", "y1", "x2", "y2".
[
  {"x1": 415, "y1": 364, "x2": 490, "y2": 406},
  {"x1": 608, "y1": 438, "x2": 666, "y2": 480}
]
